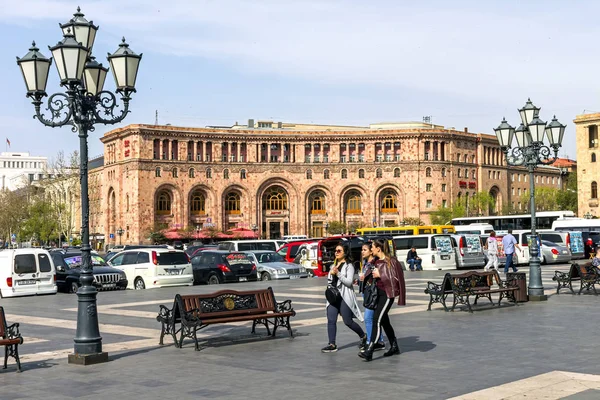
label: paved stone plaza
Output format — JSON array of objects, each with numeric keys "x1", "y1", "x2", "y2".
[{"x1": 0, "y1": 263, "x2": 599, "y2": 399}]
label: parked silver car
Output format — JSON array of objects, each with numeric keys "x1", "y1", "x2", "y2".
[
  {"x1": 540, "y1": 240, "x2": 572, "y2": 265},
  {"x1": 244, "y1": 251, "x2": 309, "y2": 281}
]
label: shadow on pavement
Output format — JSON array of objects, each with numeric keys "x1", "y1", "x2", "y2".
[{"x1": 399, "y1": 336, "x2": 436, "y2": 353}]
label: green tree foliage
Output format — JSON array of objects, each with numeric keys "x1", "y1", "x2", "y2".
[
  {"x1": 0, "y1": 189, "x2": 30, "y2": 244},
  {"x1": 327, "y1": 221, "x2": 346, "y2": 235},
  {"x1": 402, "y1": 217, "x2": 425, "y2": 226},
  {"x1": 20, "y1": 198, "x2": 59, "y2": 244}
]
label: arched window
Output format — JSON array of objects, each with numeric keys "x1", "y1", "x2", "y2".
[
  {"x1": 240, "y1": 169, "x2": 247, "y2": 179},
  {"x1": 306, "y1": 169, "x2": 312, "y2": 179},
  {"x1": 464, "y1": 169, "x2": 469, "y2": 178},
  {"x1": 310, "y1": 191, "x2": 326, "y2": 214},
  {"x1": 346, "y1": 191, "x2": 362, "y2": 214},
  {"x1": 206, "y1": 168, "x2": 212, "y2": 179},
  {"x1": 376, "y1": 168, "x2": 382, "y2": 178},
  {"x1": 472, "y1": 170, "x2": 476, "y2": 179},
  {"x1": 263, "y1": 187, "x2": 288, "y2": 210},
  {"x1": 155, "y1": 167, "x2": 161, "y2": 177},
  {"x1": 589, "y1": 125, "x2": 598, "y2": 148},
  {"x1": 341, "y1": 169, "x2": 348, "y2": 179},
  {"x1": 172, "y1": 167, "x2": 178, "y2": 178},
  {"x1": 592, "y1": 181, "x2": 598, "y2": 199},
  {"x1": 394, "y1": 168, "x2": 400, "y2": 178},
  {"x1": 458, "y1": 169, "x2": 462, "y2": 178},
  {"x1": 324, "y1": 169, "x2": 330, "y2": 179},
  {"x1": 381, "y1": 191, "x2": 397, "y2": 212},
  {"x1": 189, "y1": 168, "x2": 195, "y2": 178},
  {"x1": 223, "y1": 169, "x2": 229, "y2": 179},
  {"x1": 441, "y1": 168, "x2": 446, "y2": 177},
  {"x1": 592, "y1": 153, "x2": 597, "y2": 163},
  {"x1": 426, "y1": 167, "x2": 431, "y2": 177},
  {"x1": 155, "y1": 190, "x2": 171, "y2": 215},
  {"x1": 190, "y1": 190, "x2": 205, "y2": 214},
  {"x1": 225, "y1": 192, "x2": 241, "y2": 214},
  {"x1": 359, "y1": 169, "x2": 365, "y2": 179}
]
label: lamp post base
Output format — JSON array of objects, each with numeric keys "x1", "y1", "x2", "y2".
[
  {"x1": 527, "y1": 294, "x2": 548, "y2": 302},
  {"x1": 68, "y1": 351, "x2": 109, "y2": 365}
]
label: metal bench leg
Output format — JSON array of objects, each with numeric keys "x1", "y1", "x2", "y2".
[
  {"x1": 159, "y1": 322, "x2": 165, "y2": 345},
  {"x1": 287, "y1": 317, "x2": 294, "y2": 338},
  {"x1": 14, "y1": 345, "x2": 21, "y2": 372},
  {"x1": 193, "y1": 328, "x2": 200, "y2": 351},
  {"x1": 441, "y1": 294, "x2": 449, "y2": 312},
  {"x1": 569, "y1": 281, "x2": 575, "y2": 294},
  {"x1": 3, "y1": 345, "x2": 8, "y2": 369},
  {"x1": 465, "y1": 296, "x2": 473, "y2": 313},
  {"x1": 427, "y1": 296, "x2": 433, "y2": 311},
  {"x1": 251, "y1": 320, "x2": 257, "y2": 334}
]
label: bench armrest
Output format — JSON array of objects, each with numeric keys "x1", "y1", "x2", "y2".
[
  {"x1": 552, "y1": 271, "x2": 569, "y2": 281},
  {"x1": 6, "y1": 323, "x2": 22, "y2": 342},
  {"x1": 276, "y1": 300, "x2": 295, "y2": 315},
  {"x1": 424, "y1": 281, "x2": 442, "y2": 294},
  {"x1": 156, "y1": 304, "x2": 173, "y2": 322}
]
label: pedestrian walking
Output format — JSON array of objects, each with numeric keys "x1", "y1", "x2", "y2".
[
  {"x1": 502, "y1": 229, "x2": 521, "y2": 274},
  {"x1": 358, "y1": 238, "x2": 406, "y2": 362},
  {"x1": 484, "y1": 231, "x2": 499, "y2": 272},
  {"x1": 358, "y1": 242, "x2": 385, "y2": 352},
  {"x1": 322, "y1": 243, "x2": 365, "y2": 353}
]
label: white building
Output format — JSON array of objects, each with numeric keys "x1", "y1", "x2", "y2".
[{"x1": 0, "y1": 152, "x2": 48, "y2": 191}]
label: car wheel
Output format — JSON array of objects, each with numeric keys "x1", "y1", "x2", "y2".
[
  {"x1": 540, "y1": 255, "x2": 546, "y2": 265},
  {"x1": 307, "y1": 269, "x2": 315, "y2": 277},
  {"x1": 134, "y1": 277, "x2": 146, "y2": 290},
  {"x1": 70, "y1": 281, "x2": 80, "y2": 294},
  {"x1": 261, "y1": 272, "x2": 272, "y2": 281},
  {"x1": 207, "y1": 274, "x2": 220, "y2": 285}
]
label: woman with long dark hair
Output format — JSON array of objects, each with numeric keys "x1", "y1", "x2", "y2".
[
  {"x1": 358, "y1": 238, "x2": 406, "y2": 361},
  {"x1": 321, "y1": 242, "x2": 365, "y2": 353}
]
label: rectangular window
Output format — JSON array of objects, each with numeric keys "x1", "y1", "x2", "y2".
[
  {"x1": 426, "y1": 200, "x2": 433, "y2": 208},
  {"x1": 38, "y1": 254, "x2": 52, "y2": 272},
  {"x1": 395, "y1": 155, "x2": 400, "y2": 161},
  {"x1": 359, "y1": 155, "x2": 365, "y2": 162},
  {"x1": 442, "y1": 200, "x2": 447, "y2": 208},
  {"x1": 442, "y1": 184, "x2": 446, "y2": 192},
  {"x1": 323, "y1": 156, "x2": 329, "y2": 162},
  {"x1": 376, "y1": 155, "x2": 383, "y2": 162},
  {"x1": 14, "y1": 254, "x2": 36, "y2": 274},
  {"x1": 349, "y1": 155, "x2": 356, "y2": 162},
  {"x1": 426, "y1": 184, "x2": 432, "y2": 192},
  {"x1": 340, "y1": 156, "x2": 346, "y2": 163},
  {"x1": 385, "y1": 155, "x2": 392, "y2": 162}
]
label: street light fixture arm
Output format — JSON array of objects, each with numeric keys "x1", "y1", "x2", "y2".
[
  {"x1": 503, "y1": 142, "x2": 559, "y2": 168},
  {"x1": 33, "y1": 92, "x2": 74, "y2": 128}
]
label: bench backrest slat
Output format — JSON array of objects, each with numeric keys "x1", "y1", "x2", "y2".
[{"x1": 177, "y1": 288, "x2": 277, "y2": 320}]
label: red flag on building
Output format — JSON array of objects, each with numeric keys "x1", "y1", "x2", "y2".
[{"x1": 6, "y1": 138, "x2": 10, "y2": 147}]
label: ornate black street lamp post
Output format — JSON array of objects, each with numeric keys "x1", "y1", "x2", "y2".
[
  {"x1": 324, "y1": 222, "x2": 329, "y2": 237},
  {"x1": 494, "y1": 99, "x2": 565, "y2": 301},
  {"x1": 16, "y1": 8, "x2": 142, "y2": 364}
]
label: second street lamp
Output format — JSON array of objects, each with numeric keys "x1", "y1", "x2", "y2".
[
  {"x1": 494, "y1": 99, "x2": 566, "y2": 301},
  {"x1": 117, "y1": 227, "x2": 125, "y2": 246},
  {"x1": 16, "y1": 8, "x2": 142, "y2": 365}
]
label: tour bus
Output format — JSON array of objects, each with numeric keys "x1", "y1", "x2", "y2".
[
  {"x1": 454, "y1": 223, "x2": 495, "y2": 235},
  {"x1": 356, "y1": 225, "x2": 455, "y2": 237},
  {"x1": 451, "y1": 211, "x2": 575, "y2": 231}
]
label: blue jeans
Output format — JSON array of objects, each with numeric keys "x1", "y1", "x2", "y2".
[
  {"x1": 364, "y1": 307, "x2": 385, "y2": 344},
  {"x1": 407, "y1": 258, "x2": 422, "y2": 271},
  {"x1": 504, "y1": 253, "x2": 518, "y2": 273}
]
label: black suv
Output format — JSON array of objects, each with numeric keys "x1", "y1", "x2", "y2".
[
  {"x1": 51, "y1": 251, "x2": 128, "y2": 293},
  {"x1": 191, "y1": 251, "x2": 257, "y2": 284}
]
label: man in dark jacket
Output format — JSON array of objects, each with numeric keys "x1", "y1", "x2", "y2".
[{"x1": 406, "y1": 246, "x2": 422, "y2": 271}]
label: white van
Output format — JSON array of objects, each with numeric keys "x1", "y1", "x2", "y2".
[
  {"x1": 217, "y1": 240, "x2": 287, "y2": 252},
  {"x1": 0, "y1": 249, "x2": 57, "y2": 298},
  {"x1": 451, "y1": 234, "x2": 486, "y2": 269},
  {"x1": 392, "y1": 234, "x2": 457, "y2": 271}
]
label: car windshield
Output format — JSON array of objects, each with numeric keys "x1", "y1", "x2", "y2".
[
  {"x1": 257, "y1": 252, "x2": 284, "y2": 263},
  {"x1": 64, "y1": 255, "x2": 107, "y2": 268}
]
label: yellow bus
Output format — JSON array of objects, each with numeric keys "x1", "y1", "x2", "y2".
[{"x1": 356, "y1": 225, "x2": 456, "y2": 236}]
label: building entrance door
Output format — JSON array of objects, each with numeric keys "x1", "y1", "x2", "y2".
[{"x1": 269, "y1": 221, "x2": 281, "y2": 239}]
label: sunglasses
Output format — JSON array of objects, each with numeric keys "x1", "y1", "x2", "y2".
[{"x1": 335, "y1": 249, "x2": 343, "y2": 253}]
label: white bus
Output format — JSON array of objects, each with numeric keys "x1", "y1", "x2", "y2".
[
  {"x1": 552, "y1": 218, "x2": 600, "y2": 232},
  {"x1": 450, "y1": 211, "x2": 576, "y2": 231},
  {"x1": 454, "y1": 223, "x2": 495, "y2": 235}
]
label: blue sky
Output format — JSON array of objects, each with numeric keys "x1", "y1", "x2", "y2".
[{"x1": 1, "y1": 0, "x2": 597, "y2": 161}]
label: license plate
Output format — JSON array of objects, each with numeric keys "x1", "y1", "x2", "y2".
[
  {"x1": 290, "y1": 275, "x2": 300, "y2": 279},
  {"x1": 167, "y1": 269, "x2": 180, "y2": 275},
  {"x1": 103, "y1": 283, "x2": 116, "y2": 288},
  {"x1": 441, "y1": 255, "x2": 450, "y2": 260},
  {"x1": 239, "y1": 277, "x2": 248, "y2": 282},
  {"x1": 562, "y1": 251, "x2": 568, "y2": 254},
  {"x1": 18, "y1": 280, "x2": 36, "y2": 285}
]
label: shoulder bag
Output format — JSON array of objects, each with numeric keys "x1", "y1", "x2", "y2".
[
  {"x1": 325, "y1": 266, "x2": 342, "y2": 307},
  {"x1": 363, "y1": 276, "x2": 379, "y2": 310}
]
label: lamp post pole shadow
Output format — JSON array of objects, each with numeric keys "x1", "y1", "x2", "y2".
[
  {"x1": 16, "y1": 8, "x2": 142, "y2": 364},
  {"x1": 494, "y1": 99, "x2": 566, "y2": 301}
]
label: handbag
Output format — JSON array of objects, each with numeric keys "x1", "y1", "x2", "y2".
[
  {"x1": 325, "y1": 274, "x2": 342, "y2": 307},
  {"x1": 363, "y1": 277, "x2": 379, "y2": 310}
]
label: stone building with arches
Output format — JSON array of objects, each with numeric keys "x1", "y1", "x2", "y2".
[{"x1": 89, "y1": 120, "x2": 562, "y2": 244}]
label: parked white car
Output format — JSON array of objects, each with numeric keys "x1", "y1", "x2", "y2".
[
  {"x1": 107, "y1": 248, "x2": 193, "y2": 290},
  {"x1": 243, "y1": 250, "x2": 309, "y2": 281}
]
